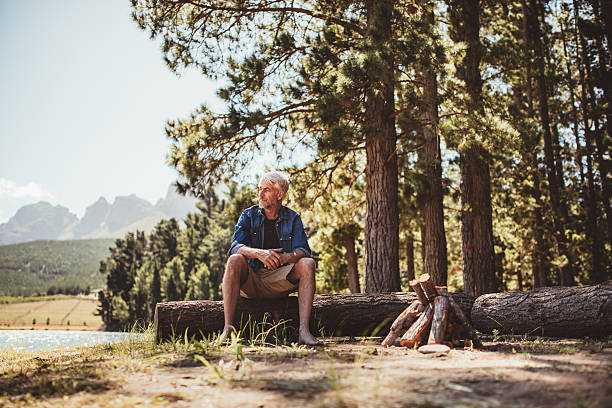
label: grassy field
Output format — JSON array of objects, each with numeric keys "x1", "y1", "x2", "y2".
[{"x1": 0, "y1": 297, "x2": 102, "y2": 329}]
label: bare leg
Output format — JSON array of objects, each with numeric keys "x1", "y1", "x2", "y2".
[
  {"x1": 290, "y1": 257, "x2": 319, "y2": 345},
  {"x1": 218, "y1": 254, "x2": 248, "y2": 344}
]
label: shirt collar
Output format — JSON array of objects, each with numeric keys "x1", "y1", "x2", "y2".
[{"x1": 256, "y1": 205, "x2": 287, "y2": 220}]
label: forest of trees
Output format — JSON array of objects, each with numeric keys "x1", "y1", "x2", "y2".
[
  {"x1": 0, "y1": 239, "x2": 112, "y2": 297},
  {"x1": 99, "y1": 0, "x2": 610, "y2": 329}
]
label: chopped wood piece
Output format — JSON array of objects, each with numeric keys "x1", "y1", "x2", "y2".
[
  {"x1": 418, "y1": 344, "x2": 450, "y2": 355},
  {"x1": 400, "y1": 303, "x2": 434, "y2": 348},
  {"x1": 410, "y1": 279, "x2": 428, "y2": 305},
  {"x1": 381, "y1": 300, "x2": 424, "y2": 347},
  {"x1": 436, "y1": 287, "x2": 483, "y2": 348},
  {"x1": 418, "y1": 273, "x2": 437, "y2": 301},
  {"x1": 428, "y1": 295, "x2": 449, "y2": 344}
]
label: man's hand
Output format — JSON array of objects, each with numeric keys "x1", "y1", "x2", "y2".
[{"x1": 258, "y1": 248, "x2": 284, "y2": 269}]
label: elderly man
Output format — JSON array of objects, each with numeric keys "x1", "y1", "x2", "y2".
[{"x1": 219, "y1": 171, "x2": 319, "y2": 345}]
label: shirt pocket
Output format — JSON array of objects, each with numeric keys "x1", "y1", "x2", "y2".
[
  {"x1": 251, "y1": 230, "x2": 259, "y2": 247},
  {"x1": 278, "y1": 224, "x2": 292, "y2": 251}
]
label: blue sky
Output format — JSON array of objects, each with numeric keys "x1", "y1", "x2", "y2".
[{"x1": 0, "y1": 0, "x2": 223, "y2": 222}]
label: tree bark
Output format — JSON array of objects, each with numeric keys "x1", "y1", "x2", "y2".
[
  {"x1": 460, "y1": 143, "x2": 496, "y2": 296},
  {"x1": 410, "y1": 279, "x2": 428, "y2": 305},
  {"x1": 154, "y1": 292, "x2": 475, "y2": 342},
  {"x1": 344, "y1": 231, "x2": 361, "y2": 293},
  {"x1": 572, "y1": 6, "x2": 607, "y2": 283},
  {"x1": 428, "y1": 295, "x2": 449, "y2": 344},
  {"x1": 525, "y1": 0, "x2": 575, "y2": 285},
  {"x1": 417, "y1": 6, "x2": 448, "y2": 287},
  {"x1": 406, "y1": 234, "x2": 415, "y2": 285},
  {"x1": 381, "y1": 300, "x2": 423, "y2": 347},
  {"x1": 437, "y1": 286, "x2": 483, "y2": 348},
  {"x1": 471, "y1": 283, "x2": 612, "y2": 337},
  {"x1": 590, "y1": 2, "x2": 612, "y2": 243},
  {"x1": 364, "y1": 0, "x2": 400, "y2": 293},
  {"x1": 451, "y1": 0, "x2": 496, "y2": 297},
  {"x1": 601, "y1": 0, "x2": 612, "y2": 67},
  {"x1": 399, "y1": 303, "x2": 434, "y2": 348},
  {"x1": 559, "y1": 15, "x2": 603, "y2": 280},
  {"x1": 520, "y1": 9, "x2": 550, "y2": 288},
  {"x1": 418, "y1": 273, "x2": 437, "y2": 302}
]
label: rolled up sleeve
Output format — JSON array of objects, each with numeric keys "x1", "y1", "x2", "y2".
[
  {"x1": 228, "y1": 211, "x2": 251, "y2": 256},
  {"x1": 291, "y1": 214, "x2": 311, "y2": 258}
]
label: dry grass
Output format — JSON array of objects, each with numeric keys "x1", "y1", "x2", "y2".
[
  {"x1": 0, "y1": 297, "x2": 102, "y2": 328},
  {"x1": 0, "y1": 331, "x2": 610, "y2": 408}
]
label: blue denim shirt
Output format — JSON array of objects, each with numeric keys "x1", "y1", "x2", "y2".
[{"x1": 228, "y1": 205, "x2": 311, "y2": 270}]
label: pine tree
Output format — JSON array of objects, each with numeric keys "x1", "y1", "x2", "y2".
[{"x1": 131, "y1": 0, "x2": 405, "y2": 292}]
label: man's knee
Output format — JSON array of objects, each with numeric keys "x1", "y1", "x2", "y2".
[
  {"x1": 225, "y1": 254, "x2": 247, "y2": 278},
  {"x1": 294, "y1": 257, "x2": 315, "y2": 278}
]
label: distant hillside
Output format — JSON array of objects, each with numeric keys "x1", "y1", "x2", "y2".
[
  {"x1": 0, "y1": 184, "x2": 199, "y2": 245},
  {"x1": 0, "y1": 239, "x2": 114, "y2": 296}
]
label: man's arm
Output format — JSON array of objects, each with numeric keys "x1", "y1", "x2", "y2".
[
  {"x1": 236, "y1": 246, "x2": 304, "y2": 270},
  {"x1": 290, "y1": 214, "x2": 311, "y2": 258}
]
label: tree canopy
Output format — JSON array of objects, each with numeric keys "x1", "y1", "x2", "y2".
[{"x1": 119, "y1": 0, "x2": 611, "y2": 307}]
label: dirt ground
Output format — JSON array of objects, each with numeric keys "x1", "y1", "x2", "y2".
[{"x1": 1, "y1": 337, "x2": 611, "y2": 408}]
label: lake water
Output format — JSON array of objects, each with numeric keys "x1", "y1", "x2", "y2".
[{"x1": 0, "y1": 330, "x2": 139, "y2": 353}]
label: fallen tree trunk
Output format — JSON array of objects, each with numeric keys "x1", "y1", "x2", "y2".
[
  {"x1": 471, "y1": 283, "x2": 612, "y2": 337},
  {"x1": 154, "y1": 292, "x2": 474, "y2": 342}
]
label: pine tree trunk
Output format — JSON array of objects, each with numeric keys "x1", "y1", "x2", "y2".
[
  {"x1": 471, "y1": 283, "x2": 612, "y2": 337},
  {"x1": 451, "y1": 0, "x2": 496, "y2": 297},
  {"x1": 594, "y1": 39, "x2": 612, "y2": 252},
  {"x1": 364, "y1": 0, "x2": 400, "y2": 292},
  {"x1": 559, "y1": 16, "x2": 604, "y2": 278},
  {"x1": 460, "y1": 145, "x2": 496, "y2": 296},
  {"x1": 572, "y1": 8, "x2": 607, "y2": 282},
  {"x1": 521, "y1": 10, "x2": 550, "y2": 288},
  {"x1": 418, "y1": 6, "x2": 448, "y2": 287},
  {"x1": 601, "y1": 0, "x2": 612, "y2": 67},
  {"x1": 526, "y1": 0, "x2": 575, "y2": 285},
  {"x1": 406, "y1": 234, "x2": 415, "y2": 285},
  {"x1": 593, "y1": 4, "x2": 612, "y2": 225},
  {"x1": 345, "y1": 233, "x2": 361, "y2": 294}
]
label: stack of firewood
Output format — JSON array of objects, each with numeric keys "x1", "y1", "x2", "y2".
[{"x1": 382, "y1": 274, "x2": 482, "y2": 352}]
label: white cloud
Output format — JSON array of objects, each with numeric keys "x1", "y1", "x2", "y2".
[{"x1": 0, "y1": 178, "x2": 54, "y2": 200}]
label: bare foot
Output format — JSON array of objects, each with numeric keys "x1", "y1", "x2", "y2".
[
  {"x1": 215, "y1": 328, "x2": 232, "y2": 346},
  {"x1": 298, "y1": 328, "x2": 320, "y2": 346}
]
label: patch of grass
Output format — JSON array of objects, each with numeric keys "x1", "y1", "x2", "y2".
[
  {"x1": 0, "y1": 324, "x2": 157, "y2": 404},
  {"x1": 0, "y1": 295, "x2": 73, "y2": 305}
]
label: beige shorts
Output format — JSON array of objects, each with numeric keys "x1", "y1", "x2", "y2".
[{"x1": 240, "y1": 263, "x2": 298, "y2": 299}]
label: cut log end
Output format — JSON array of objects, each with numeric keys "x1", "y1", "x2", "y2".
[
  {"x1": 418, "y1": 274, "x2": 438, "y2": 302},
  {"x1": 410, "y1": 280, "x2": 428, "y2": 305}
]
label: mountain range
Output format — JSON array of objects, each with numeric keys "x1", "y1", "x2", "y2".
[{"x1": 0, "y1": 185, "x2": 199, "y2": 246}]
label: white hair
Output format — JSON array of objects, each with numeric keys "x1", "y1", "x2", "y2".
[{"x1": 260, "y1": 171, "x2": 290, "y2": 194}]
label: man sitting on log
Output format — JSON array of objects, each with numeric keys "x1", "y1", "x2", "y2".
[{"x1": 218, "y1": 171, "x2": 319, "y2": 345}]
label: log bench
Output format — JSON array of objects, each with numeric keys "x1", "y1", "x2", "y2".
[
  {"x1": 154, "y1": 283, "x2": 611, "y2": 343},
  {"x1": 154, "y1": 292, "x2": 474, "y2": 342}
]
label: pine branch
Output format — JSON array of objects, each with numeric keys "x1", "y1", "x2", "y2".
[{"x1": 166, "y1": 0, "x2": 366, "y2": 35}]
